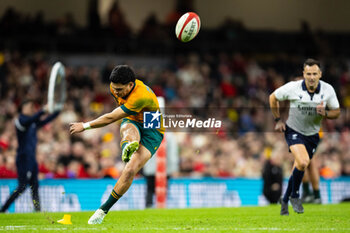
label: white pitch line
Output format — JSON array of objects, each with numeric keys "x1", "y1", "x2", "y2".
[
  {"x1": 0, "y1": 226, "x2": 107, "y2": 231},
  {"x1": 167, "y1": 227, "x2": 350, "y2": 232},
  {"x1": 1, "y1": 226, "x2": 350, "y2": 232}
]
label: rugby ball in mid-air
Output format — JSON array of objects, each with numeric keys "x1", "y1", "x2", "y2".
[{"x1": 175, "y1": 12, "x2": 201, "y2": 42}]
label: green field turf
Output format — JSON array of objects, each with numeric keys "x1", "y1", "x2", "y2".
[{"x1": 0, "y1": 203, "x2": 349, "y2": 233}]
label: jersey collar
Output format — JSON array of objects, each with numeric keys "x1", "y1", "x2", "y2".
[
  {"x1": 302, "y1": 80, "x2": 321, "y2": 94},
  {"x1": 122, "y1": 80, "x2": 136, "y2": 100}
]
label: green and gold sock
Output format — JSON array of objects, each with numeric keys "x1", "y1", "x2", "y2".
[
  {"x1": 121, "y1": 140, "x2": 128, "y2": 151},
  {"x1": 100, "y1": 190, "x2": 122, "y2": 214}
]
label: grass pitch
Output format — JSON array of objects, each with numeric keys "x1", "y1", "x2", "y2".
[{"x1": 0, "y1": 203, "x2": 349, "y2": 232}]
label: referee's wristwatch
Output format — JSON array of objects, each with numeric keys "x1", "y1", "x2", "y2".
[{"x1": 274, "y1": 117, "x2": 281, "y2": 122}]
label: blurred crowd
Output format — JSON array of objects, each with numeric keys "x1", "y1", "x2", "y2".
[
  {"x1": 2, "y1": 1, "x2": 350, "y2": 57},
  {"x1": 0, "y1": 50, "x2": 350, "y2": 180},
  {"x1": 1, "y1": 1, "x2": 350, "y2": 180},
  {"x1": 0, "y1": 1, "x2": 191, "y2": 54}
]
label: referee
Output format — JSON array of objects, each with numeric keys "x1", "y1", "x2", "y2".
[
  {"x1": 0, "y1": 100, "x2": 60, "y2": 212},
  {"x1": 269, "y1": 58, "x2": 340, "y2": 215}
]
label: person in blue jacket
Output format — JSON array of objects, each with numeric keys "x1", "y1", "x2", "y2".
[{"x1": 1, "y1": 100, "x2": 60, "y2": 212}]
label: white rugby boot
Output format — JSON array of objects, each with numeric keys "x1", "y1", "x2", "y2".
[{"x1": 88, "y1": 209, "x2": 106, "y2": 224}]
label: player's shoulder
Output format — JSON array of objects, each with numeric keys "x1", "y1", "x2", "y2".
[
  {"x1": 319, "y1": 80, "x2": 335, "y2": 91},
  {"x1": 137, "y1": 79, "x2": 155, "y2": 94},
  {"x1": 289, "y1": 79, "x2": 303, "y2": 86},
  {"x1": 135, "y1": 79, "x2": 146, "y2": 90},
  {"x1": 280, "y1": 80, "x2": 302, "y2": 89},
  {"x1": 129, "y1": 79, "x2": 153, "y2": 99}
]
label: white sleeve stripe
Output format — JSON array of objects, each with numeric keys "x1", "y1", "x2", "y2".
[{"x1": 15, "y1": 118, "x2": 26, "y2": 131}]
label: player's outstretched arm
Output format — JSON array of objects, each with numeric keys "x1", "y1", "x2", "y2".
[
  {"x1": 19, "y1": 105, "x2": 50, "y2": 127},
  {"x1": 37, "y1": 105, "x2": 61, "y2": 128},
  {"x1": 69, "y1": 107, "x2": 129, "y2": 134}
]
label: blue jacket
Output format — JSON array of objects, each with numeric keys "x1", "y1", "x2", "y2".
[{"x1": 14, "y1": 110, "x2": 59, "y2": 171}]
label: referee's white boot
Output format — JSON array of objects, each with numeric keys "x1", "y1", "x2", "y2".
[{"x1": 88, "y1": 209, "x2": 106, "y2": 224}]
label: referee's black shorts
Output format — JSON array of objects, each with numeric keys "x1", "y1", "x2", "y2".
[{"x1": 284, "y1": 125, "x2": 320, "y2": 159}]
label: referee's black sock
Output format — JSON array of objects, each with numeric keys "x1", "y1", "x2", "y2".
[
  {"x1": 302, "y1": 182, "x2": 310, "y2": 196},
  {"x1": 282, "y1": 175, "x2": 293, "y2": 203},
  {"x1": 314, "y1": 189, "x2": 321, "y2": 199},
  {"x1": 291, "y1": 167, "x2": 304, "y2": 198}
]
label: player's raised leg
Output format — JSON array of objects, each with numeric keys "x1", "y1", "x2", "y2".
[
  {"x1": 88, "y1": 145, "x2": 151, "y2": 224},
  {"x1": 120, "y1": 122, "x2": 140, "y2": 162},
  {"x1": 288, "y1": 144, "x2": 310, "y2": 213}
]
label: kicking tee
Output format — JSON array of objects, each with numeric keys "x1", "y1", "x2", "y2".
[
  {"x1": 274, "y1": 80, "x2": 339, "y2": 136},
  {"x1": 110, "y1": 79, "x2": 164, "y2": 134}
]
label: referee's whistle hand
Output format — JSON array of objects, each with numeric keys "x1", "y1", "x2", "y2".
[
  {"x1": 316, "y1": 101, "x2": 326, "y2": 116},
  {"x1": 69, "y1": 122, "x2": 84, "y2": 134}
]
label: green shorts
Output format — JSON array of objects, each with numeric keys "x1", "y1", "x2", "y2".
[{"x1": 121, "y1": 118, "x2": 164, "y2": 156}]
